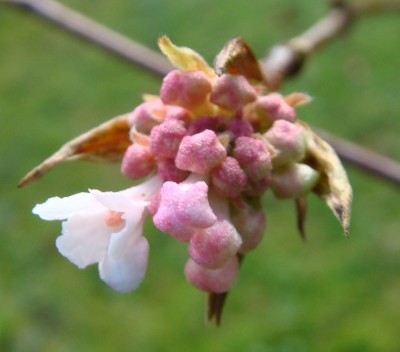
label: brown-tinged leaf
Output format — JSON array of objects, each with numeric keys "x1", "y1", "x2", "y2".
[
  {"x1": 158, "y1": 36, "x2": 215, "y2": 78},
  {"x1": 19, "y1": 114, "x2": 131, "y2": 188},
  {"x1": 300, "y1": 122, "x2": 352, "y2": 236},
  {"x1": 213, "y1": 37, "x2": 268, "y2": 85},
  {"x1": 295, "y1": 197, "x2": 307, "y2": 241},
  {"x1": 284, "y1": 92, "x2": 313, "y2": 107}
]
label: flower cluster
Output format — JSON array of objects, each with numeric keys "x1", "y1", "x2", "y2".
[{"x1": 32, "y1": 37, "x2": 351, "y2": 319}]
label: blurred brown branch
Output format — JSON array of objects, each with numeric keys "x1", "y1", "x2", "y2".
[
  {"x1": 2, "y1": 0, "x2": 400, "y2": 187},
  {"x1": 1, "y1": 0, "x2": 172, "y2": 77},
  {"x1": 261, "y1": 0, "x2": 400, "y2": 89}
]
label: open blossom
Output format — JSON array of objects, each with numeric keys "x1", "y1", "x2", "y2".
[
  {"x1": 30, "y1": 36, "x2": 351, "y2": 323},
  {"x1": 33, "y1": 176, "x2": 162, "y2": 292}
]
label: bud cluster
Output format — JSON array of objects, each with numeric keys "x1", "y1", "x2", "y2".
[
  {"x1": 118, "y1": 64, "x2": 318, "y2": 292},
  {"x1": 33, "y1": 38, "x2": 321, "y2": 302}
]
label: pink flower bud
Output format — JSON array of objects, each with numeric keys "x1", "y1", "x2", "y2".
[
  {"x1": 210, "y1": 74, "x2": 257, "y2": 111},
  {"x1": 250, "y1": 93, "x2": 296, "y2": 127},
  {"x1": 129, "y1": 100, "x2": 164, "y2": 134},
  {"x1": 157, "y1": 158, "x2": 190, "y2": 183},
  {"x1": 187, "y1": 116, "x2": 225, "y2": 135},
  {"x1": 211, "y1": 157, "x2": 247, "y2": 198},
  {"x1": 188, "y1": 220, "x2": 242, "y2": 269},
  {"x1": 227, "y1": 118, "x2": 254, "y2": 140},
  {"x1": 265, "y1": 120, "x2": 306, "y2": 167},
  {"x1": 175, "y1": 130, "x2": 227, "y2": 174},
  {"x1": 150, "y1": 120, "x2": 187, "y2": 158},
  {"x1": 231, "y1": 202, "x2": 266, "y2": 253},
  {"x1": 160, "y1": 70, "x2": 212, "y2": 109},
  {"x1": 129, "y1": 99, "x2": 192, "y2": 134},
  {"x1": 271, "y1": 163, "x2": 320, "y2": 198},
  {"x1": 184, "y1": 256, "x2": 239, "y2": 293},
  {"x1": 121, "y1": 144, "x2": 155, "y2": 179},
  {"x1": 233, "y1": 136, "x2": 272, "y2": 182},
  {"x1": 163, "y1": 105, "x2": 192, "y2": 125},
  {"x1": 152, "y1": 179, "x2": 217, "y2": 241}
]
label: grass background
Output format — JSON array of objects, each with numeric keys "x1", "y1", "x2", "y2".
[{"x1": 1, "y1": 1, "x2": 399, "y2": 351}]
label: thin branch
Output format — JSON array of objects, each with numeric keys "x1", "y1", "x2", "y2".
[
  {"x1": 315, "y1": 129, "x2": 400, "y2": 187},
  {"x1": 2, "y1": 0, "x2": 400, "y2": 187},
  {"x1": 261, "y1": 5, "x2": 352, "y2": 90},
  {"x1": 1, "y1": 0, "x2": 172, "y2": 77},
  {"x1": 352, "y1": 1, "x2": 400, "y2": 15},
  {"x1": 260, "y1": 0, "x2": 400, "y2": 89}
]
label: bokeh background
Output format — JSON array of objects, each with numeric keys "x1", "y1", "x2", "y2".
[{"x1": 1, "y1": 1, "x2": 399, "y2": 351}]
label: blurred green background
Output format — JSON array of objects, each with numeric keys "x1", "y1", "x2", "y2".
[{"x1": 1, "y1": 1, "x2": 399, "y2": 351}]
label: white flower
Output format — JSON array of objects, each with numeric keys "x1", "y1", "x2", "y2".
[{"x1": 33, "y1": 176, "x2": 162, "y2": 292}]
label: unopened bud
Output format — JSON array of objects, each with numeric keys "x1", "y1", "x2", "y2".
[
  {"x1": 211, "y1": 157, "x2": 247, "y2": 198},
  {"x1": 175, "y1": 129, "x2": 227, "y2": 174},
  {"x1": 150, "y1": 120, "x2": 187, "y2": 158},
  {"x1": 265, "y1": 120, "x2": 306, "y2": 167},
  {"x1": 271, "y1": 163, "x2": 319, "y2": 198},
  {"x1": 233, "y1": 136, "x2": 272, "y2": 182},
  {"x1": 121, "y1": 144, "x2": 155, "y2": 179},
  {"x1": 184, "y1": 256, "x2": 239, "y2": 293},
  {"x1": 160, "y1": 70, "x2": 212, "y2": 109},
  {"x1": 210, "y1": 74, "x2": 257, "y2": 111},
  {"x1": 188, "y1": 220, "x2": 242, "y2": 269}
]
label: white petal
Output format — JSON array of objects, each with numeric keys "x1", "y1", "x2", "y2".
[
  {"x1": 99, "y1": 234, "x2": 149, "y2": 293},
  {"x1": 90, "y1": 175, "x2": 162, "y2": 213},
  {"x1": 90, "y1": 189, "x2": 148, "y2": 213},
  {"x1": 56, "y1": 209, "x2": 113, "y2": 268},
  {"x1": 33, "y1": 192, "x2": 101, "y2": 220}
]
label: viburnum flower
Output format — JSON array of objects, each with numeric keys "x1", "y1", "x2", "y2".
[
  {"x1": 33, "y1": 176, "x2": 162, "y2": 292},
  {"x1": 23, "y1": 36, "x2": 352, "y2": 324}
]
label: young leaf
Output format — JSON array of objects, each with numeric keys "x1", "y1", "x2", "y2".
[
  {"x1": 19, "y1": 114, "x2": 131, "y2": 187},
  {"x1": 158, "y1": 36, "x2": 215, "y2": 77},
  {"x1": 300, "y1": 122, "x2": 352, "y2": 236}
]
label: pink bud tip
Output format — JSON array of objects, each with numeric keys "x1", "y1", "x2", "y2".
[
  {"x1": 175, "y1": 129, "x2": 227, "y2": 174},
  {"x1": 210, "y1": 74, "x2": 257, "y2": 111},
  {"x1": 265, "y1": 120, "x2": 306, "y2": 167},
  {"x1": 128, "y1": 100, "x2": 164, "y2": 134},
  {"x1": 184, "y1": 256, "x2": 239, "y2": 293},
  {"x1": 233, "y1": 136, "x2": 272, "y2": 182},
  {"x1": 157, "y1": 158, "x2": 190, "y2": 183},
  {"x1": 227, "y1": 118, "x2": 254, "y2": 140},
  {"x1": 121, "y1": 144, "x2": 155, "y2": 179},
  {"x1": 160, "y1": 70, "x2": 212, "y2": 108},
  {"x1": 211, "y1": 157, "x2": 247, "y2": 198},
  {"x1": 150, "y1": 120, "x2": 187, "y2": 158},
  {"x1": 129, "y1": 100, "x2": 192, "y2": 134},
  {"x1": 187, "y1": 116, "x2": 225, "y2": 135},
  {"x1": 253, "y1": 93, "x2": 296, "y2": 126},
  {"x1": 152, "y1": 180, "x2": 217, "y2": 241},
  {"x1": 188, "y1": 220, "x2": 242, "y2": 269}
]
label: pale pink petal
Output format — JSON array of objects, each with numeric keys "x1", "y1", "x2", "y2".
[
  {"x1": 56, "y1": 209, "x2": 113, "y2": 269},
  {"x1": 33, "y1": 193, "x2": 101, "y2": 220}
]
